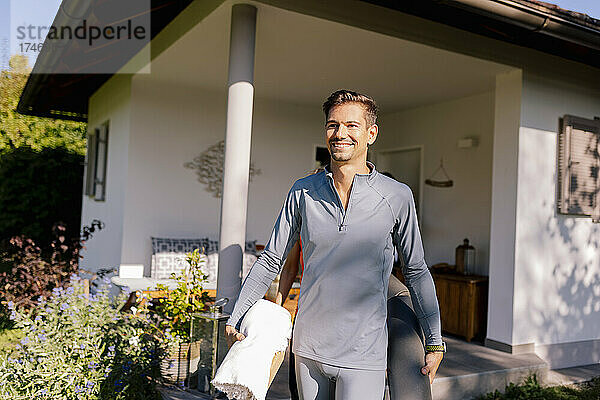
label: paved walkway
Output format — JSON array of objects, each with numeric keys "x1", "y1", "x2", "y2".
[
  {"x1": 160, "y1": 336, "x2": 600, "y2": 400},
  {"x1": 546, "y1": 363, "x2": 600, "y2": 386},
  {"x1": 266, "y1": 336, "x2": 600, "y2": 400},
  {"x1": 432, "y1": 336, "x2": 547, "y2": 399}
]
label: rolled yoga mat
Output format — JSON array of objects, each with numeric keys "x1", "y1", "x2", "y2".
[{"x1": 387, "y1": 294, "x2": 432, "y2": 400}]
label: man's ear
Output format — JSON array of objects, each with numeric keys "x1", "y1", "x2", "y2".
[{"x1": 367, "y1": 124, "x2": 378, "y2": 145}]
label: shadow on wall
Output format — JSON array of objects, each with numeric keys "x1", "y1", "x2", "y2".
[
  {"x1": 218, "y1": 243, "x2": 244, "y2": 312},
  {"x1": 544, "y1": 207, "x2": 599, "y2": 346},
  {"x1": 538, "y1": 163, "x2": 600, "y2": 347},
  {"x1": 519, "y1": 207, "x2": 600, "y2": 368},
  {"x1": 515, "y1": 131, "x2": 600, "y2": 363}
]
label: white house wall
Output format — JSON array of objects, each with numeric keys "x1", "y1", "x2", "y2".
[
  {"x1": 121, "y1": 77, "x2": 324, "y2": 274},
  {"x1": 514, "y1": 71, "x2": 600, "y2": 368},
  {"x1": 80, "y1": 74, "x2": 132, "y2": 273},
  {"x1": 375, "y1": 91, "x2": 495, "y2": 276}
]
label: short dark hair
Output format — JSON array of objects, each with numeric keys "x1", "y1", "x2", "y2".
[{"x1": 322, "y1": 89, "x2": 378, "y2": 127}]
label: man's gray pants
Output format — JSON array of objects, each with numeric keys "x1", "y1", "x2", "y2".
[{"x1": 295, "y1": 355, "x2": 385, "y2": 400}]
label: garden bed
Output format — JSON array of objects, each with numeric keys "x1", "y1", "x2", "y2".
[{"x1": 0, "y1": 280, "x2": 168, "y2": 399}]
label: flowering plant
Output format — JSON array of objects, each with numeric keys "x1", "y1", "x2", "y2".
[
  {"x1": 0, "y1": 277, "x2": 168, "y2": 399},
  {"x1": 155, "y1": 248, "x2": 211, "y2": 340}
]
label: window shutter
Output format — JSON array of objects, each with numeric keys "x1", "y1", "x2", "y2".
[
  {"x1": 558, "y1": 115, "x2": 600, "y2": 221},
  {"x1": 85, "y1": 130, "x2": 98, "y2": 197},
  {"x1": 94, "y1": 123, "x2": 109, "y2": 201}
]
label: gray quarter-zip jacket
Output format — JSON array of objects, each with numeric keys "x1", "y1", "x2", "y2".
[{"x1": 227, "y1": 163, "x2": 442, "y2": 370}]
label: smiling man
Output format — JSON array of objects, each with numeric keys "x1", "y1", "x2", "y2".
[{"x1": 226, "y1": 90, "x2": 444, "y2": 400}]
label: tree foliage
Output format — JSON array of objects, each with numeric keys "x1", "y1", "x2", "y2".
[
  {"x1": 0, "y1": 55, "x2": 86, "y2": 154},
  {"x1": 0, "y1": 55, "x2": 88, "y2": 250},
  {"x1": 0, "y1": 146, "x2": 85, "y2": 248}
]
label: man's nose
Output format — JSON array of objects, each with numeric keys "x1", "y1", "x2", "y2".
[{"x1": 333, "y1": 124, "x2": 348, "y2": 138}]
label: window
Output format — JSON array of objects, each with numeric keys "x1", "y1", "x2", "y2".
[
  {"x1": 557, "y1": 115, "x2": 600, "y2": 222},
  {"x1": 85, "y1": 121, "x2": 109, "y2": 201}
]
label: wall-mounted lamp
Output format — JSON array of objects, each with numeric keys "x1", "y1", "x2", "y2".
[{"x1": 457, "y1": 137, "x2": 479, "y2": 149}]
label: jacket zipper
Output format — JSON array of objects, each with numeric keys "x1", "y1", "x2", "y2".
[{"x1": 327, "y1": 175, "x2": 355, "y2": 232}]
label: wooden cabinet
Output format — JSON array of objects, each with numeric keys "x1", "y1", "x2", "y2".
[{"x1": 432, "y1": 272, "x2": 488, "y2": 342}]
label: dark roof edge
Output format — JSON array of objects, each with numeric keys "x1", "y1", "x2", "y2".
[
  {"x1": 16, "y1": 0, "x2": 201, "y2": 122},
  {"x1": 17, "y1": 74, "x2": 89, "y2": 122},
  {"x1": 16, "y1": 0, "x2": 92, "y2": 121},
  {"x1": 444, "y1": 0, "x2": 600, "y2": 51}
]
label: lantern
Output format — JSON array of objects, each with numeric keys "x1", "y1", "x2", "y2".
[
  {"x1": 455, "y1": 238, "x2": 476, "y2": 275},
  {"x1": 189, "y1": 298, "x2": 230, "y2": 396}
]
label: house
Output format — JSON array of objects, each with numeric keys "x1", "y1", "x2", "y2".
[{"x1": 17, "y1": 0, "x2": 600, "y2": 374}]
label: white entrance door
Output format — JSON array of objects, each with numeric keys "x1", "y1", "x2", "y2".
[{"x1": 376, "y1": 147, "x2": 423, "y2": 216}]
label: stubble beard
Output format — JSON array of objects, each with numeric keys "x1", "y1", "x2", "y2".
[
  {"x1": 330, "y1": 151, "x2": 352, "y2": 162},
  {"x1": 328, "y1": 142, "x2": 355, "y2": 162}
]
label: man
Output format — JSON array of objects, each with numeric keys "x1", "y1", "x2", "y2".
[{"x1": 226, "y1": 90, "x2": 444, "y2": 399}]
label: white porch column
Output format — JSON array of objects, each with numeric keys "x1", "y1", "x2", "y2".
[
  {"x1": 486, "y1": 69, "x2": 527, "y2": 353},
  {"x1": 217, "y1": 4, "x2": 257, "y2": 313}
]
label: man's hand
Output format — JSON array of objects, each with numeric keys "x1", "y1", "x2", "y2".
[
  {"x1": 421, "y1": 351, "x2": 443, "y2": 384},
  {"x1": 225, "y1": 325, "x2": 246, "y2": 348}
]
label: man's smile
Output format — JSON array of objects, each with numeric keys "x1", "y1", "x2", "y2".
[{"x1": 330, "y1": 141, "x2": 354, "y2": 149}]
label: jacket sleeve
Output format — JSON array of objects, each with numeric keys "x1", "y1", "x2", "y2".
[
  {"x1": 227, "y1": 184, "x2": 302, "y2": 329},
  {"x1": 392, "y1": 187, "x2": 443, "y2": 347}
]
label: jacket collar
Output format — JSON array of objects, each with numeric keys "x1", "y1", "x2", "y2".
[{"x1": 324, "y1": 161, "x2": 378, "y2": 185}]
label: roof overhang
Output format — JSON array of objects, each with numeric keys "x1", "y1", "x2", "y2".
[
  {"x1": 365, "y1": 0, "x2": 600, "y2": 59},
  {"x1": 17, "y1": 0, "x2": 600, "y2": 122},
  {"x1": 16, "y1": 0, "x2": 200, "y2": 122}
]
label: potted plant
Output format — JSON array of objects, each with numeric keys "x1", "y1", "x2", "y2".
[{"x1": 153, "y1": 249, "x2": 212, "y2": 386}]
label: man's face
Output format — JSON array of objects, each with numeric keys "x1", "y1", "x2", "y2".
[{"x1": 325, "y1": 102, "x2": 378, "y2": 163}]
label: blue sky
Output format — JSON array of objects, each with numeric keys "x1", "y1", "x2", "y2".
[
  {"x1": 1, "y1": 0, "x2": 600, "y2": 71},
  {"x1": 2, "y1": 0, "x2": 62, "y2": 70},
  {"x1": 551, "y1": 0, "x2": 600, "y2": 19}
]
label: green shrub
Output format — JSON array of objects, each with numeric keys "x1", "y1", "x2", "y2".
[
  {"x1": 0, "y1": 303, "x2": 14, "y2": 331},
  {"x1": 0, "y1": 278, "x2": 170, "y2": 400},
  {"x1": 478, "y1": 374, "x2": 600, "y2": 400},
  {"x1": 0, "y1": 146, "x2": 84, "y2": 252},
  {"x1": 0, "y1": 327, "x2": 23, "y2": 357},
  {"x1": 0, "y1": 220, "x2": 103, "y2": 311}
]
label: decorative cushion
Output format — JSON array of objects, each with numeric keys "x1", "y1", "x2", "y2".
[
  {"x1": 245, "y1": 240, "x2": 258, "y2": 255},
  {"x1": 150, "y1": 237, "x2": 259, "y2": 283},
  {"x1": 151, "y1": 237, "x2": 208, "y2": 279}
]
